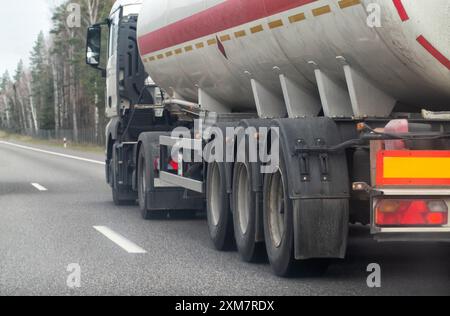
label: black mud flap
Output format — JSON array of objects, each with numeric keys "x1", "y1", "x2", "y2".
[
  {"x1": 294, "y1": 199, "x2": 349, "y2": 259},
  {"x1": 272, "y1": 117, "x2": 350, "y2": 260}
]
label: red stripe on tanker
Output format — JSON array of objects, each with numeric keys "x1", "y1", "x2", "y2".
[
  {"x1": 138, "y1": 0, "x2": 318, "y2": 55},
  {"x1": 417, "y1": 35, "x2": 450, "y2": 71},
  {"x1": 392, "y1": 0, "x2": 409, "y2": 21}
]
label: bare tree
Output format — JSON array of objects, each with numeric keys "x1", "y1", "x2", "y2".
[
  {"x1": 24, "y1": 72, "x2": 39, "y2": 132},
  {"x1": 85, "y1": 0, "x2": 100, "y2": 25},
  {"x1": 0, "y1": 94, "x2": 11, "y2": 128}
]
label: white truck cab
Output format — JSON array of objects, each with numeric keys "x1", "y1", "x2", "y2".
[
  {"x1": 86, "y1": 0, "x2": 169, "y2": 208},
  {"x1": 106, "y1": 0, "x2": 143, "y2": 118},
  {"x1": 86, "y1": 0, "x2": 148, "y2": 119}
]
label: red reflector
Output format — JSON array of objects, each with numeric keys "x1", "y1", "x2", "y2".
[
  {"x1": 169, "y1": 159, "x2": 179, "y2": 171},
  {"x1": 376, "y1": 199, "x2": 448, "y2": 226},
  {"x1": 426, "y1": 213, "x2": 446, "y2": 225}
]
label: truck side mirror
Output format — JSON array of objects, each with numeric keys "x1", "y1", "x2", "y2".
[{"x1": 86, "y1": 26, "x2": 102, "y2": 67}]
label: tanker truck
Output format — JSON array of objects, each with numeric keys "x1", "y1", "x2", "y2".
[{"x1": 86, "y1": 0, "x2": 450, "y2": 277}]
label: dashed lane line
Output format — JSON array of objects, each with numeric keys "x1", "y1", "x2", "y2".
[
  {"x1": 31, "y1": 183, "x2": 48, "y2": 191},
  {"x1": 93, "y1": 226, "x2": 147, "y2": 254}
]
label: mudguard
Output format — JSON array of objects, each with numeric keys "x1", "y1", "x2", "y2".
[{"x1": 271, "y1": 117, "x2": 350, "y2": 259}]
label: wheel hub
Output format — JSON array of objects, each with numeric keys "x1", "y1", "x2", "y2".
[
  {"x1": 268, "y1": 170, "x2": 286, "y2": 248},
  {"x1": 236, "y1": 165, "x2": 250, "y2": 235},
  {"x1": 209, "y1": 164, "x2": 221, "y2": 227}
]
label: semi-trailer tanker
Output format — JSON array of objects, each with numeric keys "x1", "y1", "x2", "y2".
[{"x1": 86, "y1": 0, "x2": 450, "y2": 277}]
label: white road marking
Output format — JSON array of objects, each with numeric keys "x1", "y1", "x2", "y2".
[
  {"x1": 31, "y1": 183, "x2": 48, "y2": 191},
  {"x1": 0, "y1": 141, "x2": 105, "y2": 165},
  {"x1": 93, "y1": 226, "x2": 147, "y2": 254}
]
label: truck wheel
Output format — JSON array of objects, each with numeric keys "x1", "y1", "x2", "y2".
[
  {"x1": 232, "y1": 162, "x2": 265, "y2": 262},
  {"x1": 263, "y1": 157, "x2": 329, "y2": 277},
  {"x1": 137, "y1": 146, "x2": 165, "y2": 219},
  {"x1": 263, "y1": 157, "x2": 295, "y2": 277},
  {"x1": 206, "y1": 162, "x2": 235, "y2": 251}
]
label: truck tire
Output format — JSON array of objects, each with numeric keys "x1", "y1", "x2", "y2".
[
  {"x1": 263, "y1": 155, "x2": 329, "y2": 277},
  {"x1": 111, "y1": 143, "x2": 136, "y2": 206},
  {"x1": 232, "y1": 162, "x2": 265, "y2": 262},
  {"x1": 206, "y1": 162, "x2": 235, "y2": 251},
  {"x1": 137, "y1": 145, "x2": 166, "y2": 219}
]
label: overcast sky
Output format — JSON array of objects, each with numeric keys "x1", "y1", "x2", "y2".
[{"x1": 0, "y1": 0, "x2": 59, "y2": 76}]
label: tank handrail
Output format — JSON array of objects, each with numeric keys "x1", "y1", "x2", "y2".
[{"x1": 165, "y1": 98, "x2": 200, "y2": 111}]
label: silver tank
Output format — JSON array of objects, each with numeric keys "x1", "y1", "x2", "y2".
[{"x1": 136, "y1": 0, "x2": 450, "y2": 116}]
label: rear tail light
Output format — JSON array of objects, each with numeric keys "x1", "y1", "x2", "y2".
[{"x1": 376, "y1": 199, "x2": 448, "y2": 226}]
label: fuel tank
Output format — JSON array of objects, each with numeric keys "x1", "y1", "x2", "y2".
[{"x1": 137, "y1": 0, "x2": 450, "y2": 117}]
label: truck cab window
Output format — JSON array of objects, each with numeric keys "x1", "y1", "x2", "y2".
[{"x1": 108, "y1": 10, "x2": 120, "y2": 57}]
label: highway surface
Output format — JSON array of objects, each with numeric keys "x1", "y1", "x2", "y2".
[{"x1": 0, "y1": 140, "x2": 449, "y2": 296}]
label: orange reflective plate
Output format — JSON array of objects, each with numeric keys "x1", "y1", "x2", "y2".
[{"x1": 376, "y1": 151, "x2": 450, "y2": 186}]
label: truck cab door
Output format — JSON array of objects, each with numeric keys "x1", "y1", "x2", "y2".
[{"x1": 106, "y1": 9, "x2": 120, "y2": 118}]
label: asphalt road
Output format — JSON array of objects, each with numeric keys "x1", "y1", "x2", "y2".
[{"x1": 0, "y1": 140, "x2": 448, "y2": 296}]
